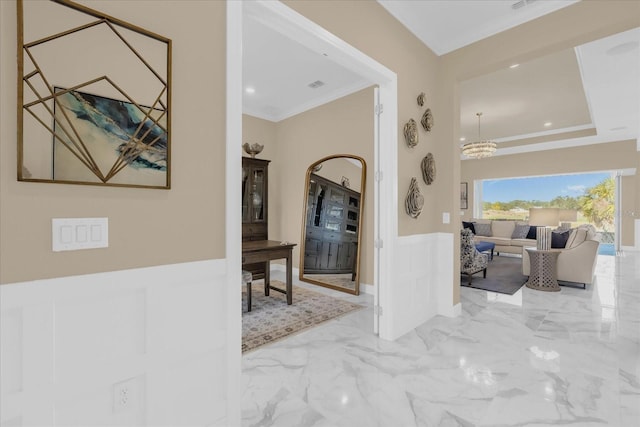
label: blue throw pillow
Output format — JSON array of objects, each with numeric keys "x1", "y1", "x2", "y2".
[
  {"x1": 526, "y1": 226, "x2": 537, "y2": 240},
  {"x1": 462, "y1": 221, "x2": 476, "y2": 234},
  {"x1": 551, "y1": 229, "x2": 571, "y2": 248}
]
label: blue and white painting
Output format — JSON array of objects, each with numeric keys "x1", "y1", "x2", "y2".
[{"x1": 53, "y1": 88, "x2": 168, "y2": 187}]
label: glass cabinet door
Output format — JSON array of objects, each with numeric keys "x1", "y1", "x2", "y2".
[
  {"x1": 242, "y1": 165, "x2": 250, "y2": 222},
  {"x1": 251, "y1": 168, "x2": 265, "y2": 221}
]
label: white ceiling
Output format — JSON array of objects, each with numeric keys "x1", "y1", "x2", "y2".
[
  {"x1": 377, "y1": 0, "x2": 579, "y2": 56},
  {"x1": 243, "y1": 14, "x2": 372, "y2": 122},
  {"x1": 243, "y1": 2, "x2": 639, "y2": 156}
]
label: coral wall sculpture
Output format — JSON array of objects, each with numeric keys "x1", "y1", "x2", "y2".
[
  {"x1": 403, "y1": 119, "x2": 418, "y2": 148},
  {"x1": 421, "y1": 153, "x2": 436, "y2": 185},
  {"x1": 405, "y1": 177, "x2": 424, "y2": 218}
]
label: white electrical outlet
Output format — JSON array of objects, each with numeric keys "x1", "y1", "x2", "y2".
[{"x1": 113, "y1": 378, "x2": 137, "y2": 413}]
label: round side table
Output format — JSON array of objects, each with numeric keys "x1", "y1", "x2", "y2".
[{"x1": 525, "y1": 248, "x2": 561, "y2": 292}]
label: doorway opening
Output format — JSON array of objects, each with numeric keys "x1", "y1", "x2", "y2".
[{"x1": 227, "y1": 0, "x2": 399, "y2": 364}]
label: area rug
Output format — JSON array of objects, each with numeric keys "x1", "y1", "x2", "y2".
[
  {"x1": 461, "y1": 255, "x2": 527, "y2": 295},
  {"x1": 242, "y1": 280, "x2": 364, "y2": 353}
]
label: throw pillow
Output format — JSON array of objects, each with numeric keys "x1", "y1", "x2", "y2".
[
  {"x1": 551, "y1": 229, "x2": 571, "y2": 248},
  {"x1": 511, "y1": 224, "x2": 530, "y2": 239},
  {"x1": 462, "y1": 221, "x2": 476, "y2": 234},
  {"x1": 474, "y1": 223, "x2": 492, "y2": 237},
  {"x1": 526, "y1": 226, "x2": 537, "y2": 240}
]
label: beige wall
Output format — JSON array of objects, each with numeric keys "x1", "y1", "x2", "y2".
[
  {"x1": 460, "y1": 140, "x2": 638, "y2": 246},
  {"x1": 2, "y1": 0, "x2": 638, "y2": 301},
  {"x1": 0, "y1": 0, "x2": 226, "y2": 284}
]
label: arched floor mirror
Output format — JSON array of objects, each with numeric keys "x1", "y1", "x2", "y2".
[{"x1": 299, "y1": 154, "x2": 366, "y2": 295}]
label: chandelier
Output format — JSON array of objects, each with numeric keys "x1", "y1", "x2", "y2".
[{"x1": 462, "y1": 112, "x2": 496, "y2": 159}]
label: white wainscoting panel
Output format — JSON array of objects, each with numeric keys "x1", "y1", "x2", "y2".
[
  {"x1": 384, "y1": 232, "x2": 456, "y2": 341},
  {"x1": 434, "y1": 233, "x2": 458, "y2": 317},
  {"x1": 0, "y1": 259, "x2": 229, "y2": 426}
]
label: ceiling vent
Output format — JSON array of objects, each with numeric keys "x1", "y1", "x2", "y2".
[
  {"x1": 512, "y1": 0, "x2": 537, "y2": 10},
  {"x1": 308, "y1": 80, "x2": 325, "y2": 89}
]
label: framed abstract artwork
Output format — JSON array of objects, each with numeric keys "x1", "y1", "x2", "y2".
[
  {"x1": 17, "y1": 0, "x2": 171, "y2": 188},
  {"x1": 52, "y1": 88, "x2": 167, "y2": 187},
  {"x1": 460, "y1": 182, "x2": 468, "y2": 210}
]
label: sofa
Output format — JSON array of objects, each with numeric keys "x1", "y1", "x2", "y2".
[
  {"x1": 522, "y1": 224, "x2": 600, "y2": 286},
  {"x1": 464, "y1": 219, "x2": 536, "y2": 255}
]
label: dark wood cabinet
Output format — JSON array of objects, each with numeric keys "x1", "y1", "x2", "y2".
[
  {"x1": 242, "y1": 157, "x2": 270, "y2": 278},
  {"x1": 303, "y1": 173, "x2": 360, "y2": 275}
]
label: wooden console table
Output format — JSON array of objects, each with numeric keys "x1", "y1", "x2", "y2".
[
  {"x1": 242, "y1": 240, "x2": 297, "y2": 304},
  {"x1": 524, "y1": 248, "x2": 561, "y2": 292}
]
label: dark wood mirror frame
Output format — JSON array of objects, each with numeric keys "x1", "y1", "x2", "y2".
[{"x1": 299, "y1": 154, "x2": 366, "y2": 295}]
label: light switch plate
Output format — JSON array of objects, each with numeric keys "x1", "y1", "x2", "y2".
[
  {"x1": 52, "y1": 218, "x2": 108, "y2": 252},
  {"x1": 442, "y1": 212, "x2": 450, "y2": 224}
]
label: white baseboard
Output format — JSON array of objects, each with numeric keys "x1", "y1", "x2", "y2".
[{"x1": 621, "y1": 245, "x2": 638, "y2": 252}]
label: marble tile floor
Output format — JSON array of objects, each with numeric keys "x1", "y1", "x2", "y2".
[{"x1": 241, "y1": 253, "x2": 640, "y2": 426}]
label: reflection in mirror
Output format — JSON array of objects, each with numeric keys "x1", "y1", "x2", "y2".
[
  {"x1": 300, "y1": 155, "x2": 366, "y2": 295},
  {"x1": 18, "y1": 0, "x2": 171, "y2": 188}
]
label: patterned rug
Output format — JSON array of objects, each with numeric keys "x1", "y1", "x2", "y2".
[
  {"x1": 242, "y1": 280, "x2": 363, "y2": 353},
  {"x1": 461, "y1": 255, "x2": 527, "y2": 295}
]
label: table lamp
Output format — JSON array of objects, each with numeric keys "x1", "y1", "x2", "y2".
[
  {"x1": 529, "y1": 208, "x2": 560, "y2": 250},
  {"x1": 558, "y1": 209, "x2": 577, "y2": 230}
]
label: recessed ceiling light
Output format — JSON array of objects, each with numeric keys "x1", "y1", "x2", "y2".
[
  {"x1": 509, "y1": 64, "x2": 520, "y2": 69},
  {"x1": 544, "y1": 122, "x2": 552, "y2": 127},
  {"x1": 459, "y1": 137, "x2": 466, "y2": 142},
  {"x1": 245, "y1": 87, "x2": 255, "y2": 94},
  {"x1": 606, "y1": 41, "x2": 639, "y2": 56}
]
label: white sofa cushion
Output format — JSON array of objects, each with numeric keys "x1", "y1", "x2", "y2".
[
  {"x1": 511, "y1": 238, "x2": 537, "y2": 247},
  {"x1": 566, "y1": 228, "x2": 588, "y2": 248},
  {"x1": 491, "y1": 221, "x2": 515, "y2": 238}
]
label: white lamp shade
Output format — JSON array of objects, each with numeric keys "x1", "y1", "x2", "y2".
[
  {"x1": 559, "y1": 209, "x2": 578, "y2": 222},
  {"x1": 528, "y1": 208, "x2": 560, "y2": 226}
]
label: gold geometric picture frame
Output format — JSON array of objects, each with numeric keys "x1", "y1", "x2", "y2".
[{"x1": 17, "y1": 0, "x2": 172, "y2": 188}]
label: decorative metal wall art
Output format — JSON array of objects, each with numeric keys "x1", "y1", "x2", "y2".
[
  {"x1": 403, "y1": 119, "x2": 418, "y2": 148},
  {"x1": 417, "y1": 92, "x2": 425, "y2": 107},
  {"x1": 17, "y1": 0, "x2": 172, "y2": 188},
  {"x1": 405, "y1": 177, "x2": 424, "y2": 218},
  {"x1": 421, "y1": 153, "x2": 436, "y2": 185},
  {"x1": 421, "y1": 108, "x2": 434, "y2": 132}
]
